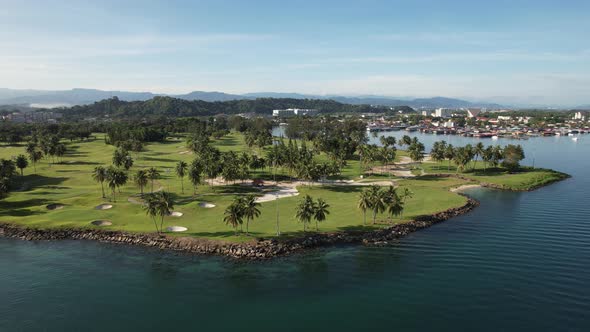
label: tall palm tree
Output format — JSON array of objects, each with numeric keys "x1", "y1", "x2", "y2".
[
  {"x1": 384, "y1": 186, "x2": 404, "y2": 221},
  {"x1": 368, "y1": 185, "x2": 386, "y2": 224},
  {"x1": 313, "y1": 198, "x2": 330, "y2": 231},
  {"x1": 134, "y1": 169, "x2": 148, "y2": 196},
  {"x1": 106, "y1": 167, "x2": 128, "y2": 202},
  {"x1": 223, "y1": 201, "x2": 243, "y2": 234},
  {"x1": 473, "y1": 142, "x2": 485, "y2": 170},
  {"x1": 146, "y1": 167, "x2": 160, "y2": 193},
  {"x1": 15, "y1": 154, "x2": 28, "y2": 176},
  {"x1": 92, "y1": 166, "x2": 107, "y2": 198},
  {"x1": 241, "y1": 194, "x2": 261, "y2": 235},
  {"x1": 357, "y1": 189, "x2": 372, "y2": 225},
  {"x1": 143, "y1": 191, "x2": 174, "y2": 234},
  {"x1": 175, "y1": 161, "x2": 188, "y2": 194},
  {"x1": 295, "y1": 194, "x2": 315, "y2": 232}
]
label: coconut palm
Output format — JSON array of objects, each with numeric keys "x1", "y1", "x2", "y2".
[
  {"x1": 146, "y1": 167, "x2": 160, "y2": 192},
  {"x1": 357, "y1": 189, "x2": 372, "y2": 225},
  {"x1": 313, "y1": 198, "x2": 330, "y2": 231},
  {"x1": 188, "y1": 160, "x2": 203, "y2": 194},
  {"x1": 444, "y1": 144, "x2": 455, "y2": 171},
  {"x1": 134, "y1": 169, "x2": 148, "y2": 196},
  {"x1": 106, "y1": 167, "x2": 128, "y2": 202},
  {"x1": 241, "y1": 194, "x2": 261, "y2": 235},
  {"x1": 473, "y1": 142, "x2": 485, "y2": 170},
  {"x1": 175, "y1": 161, "x2": 188, "y2": 194},
  {"x1": 368, "y1": 185, "x2": 387, "y2": 224},
  {"x1": 15, "y1": 154, "x2": 28, "y2": 176},
  {"x1": 92, "y1": 166, "x2": 107, "y2": 198},
  {"x1": 384, "y1": 186, "x2": 404, "y2": 221},
  {"x1": 223, "y1": 201, "x2": 243, "y2": 234},
  {"x1": 143, "y1": 191, "x2": 174, "y2": 234},
  {"x1": 295, "y1": 194, "x2": 315, "y2": 232}
]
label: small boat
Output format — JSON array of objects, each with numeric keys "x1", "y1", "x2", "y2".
[
  {"x1": 491, "y1": 136, "x2": 498, "y2": 140},
  {"x1": 572, "y1": 137, "x2": 579, "y2": 141}
]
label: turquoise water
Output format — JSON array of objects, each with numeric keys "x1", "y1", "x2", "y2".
[{"x1": 1, "y1": 133, "x2": 589, "y2": 331}]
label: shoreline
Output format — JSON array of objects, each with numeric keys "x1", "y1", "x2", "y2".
[{"x1": 0, "y1": 195, "x2": 479, "y2": 260}]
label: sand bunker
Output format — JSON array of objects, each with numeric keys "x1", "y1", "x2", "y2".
[
  {"x1": 46, "y1": 204, "x2": 64, "y2": 210},
  {"x1": 255, "y1": 187, "x2": 299, "y2": 203},
  {"x1": 169, "y1": 211, "x2": 183, "y2": 217},
  {"x1": 450, "y1": 184, "x2": 482, "y2": 192},
  {"x1": 166, "y1": 226, "x2": 188, "y2": 232},
  {"x1": 95, "y1": 204, "x2": 113, "y2": 210},
  {"x1": 178, "y1": 151, "x2": 193, "y2": 155},
  {"x1": 91, "y1": 220, "x2": 112, "y2": 226},
  {"x1": 198, "y1": 202, "x2": 216, "y2": 208}
]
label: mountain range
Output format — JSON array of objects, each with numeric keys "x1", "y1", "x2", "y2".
[{"x1": 0, "y1": 88, "x2": 515, "y2": 109}]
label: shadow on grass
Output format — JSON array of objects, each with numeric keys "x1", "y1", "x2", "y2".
[
  {"x1": 58, "y1": 161, "x2": 100, "y2": 166},
  {"x1": 13, "y1": 175, "x2": 69, "y2": 192},
  {"x1": 142, "y1": 156, "x2": 177, "y2": 163},
  {"x1": 0, "y1": 198, "x2": 51, "y2": 216}
]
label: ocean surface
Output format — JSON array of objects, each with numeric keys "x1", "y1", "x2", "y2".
[{"x1": 1, "y1": 132, "x2": 589, "y2": 331}]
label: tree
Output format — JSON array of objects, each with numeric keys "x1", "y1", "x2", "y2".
[
  {"x1": 188, "y1": 159, "x2": 203, "y2": 194},
  {"x1": 481, "y1": 146, "x2": 494, "y2": 171},
  {"x1": 134, "y1": 169, "x2": 149, "y2": 196},
  {"x1": 143, "y1": 191, "x2": 174, "y2": 234},
  {"x1": 453, "y1": 146, "x2": 473, "y2": 173},
  {"x1": 368, "y1": 185, "x2": 386, "y2": 224},
  {"x1": 147, "y1": 167, "x2": 160, "y2": 193},
  {"x1": 223, "y1": 200, "x2": 244, "y2": 234},
  {"x1": 15, "y1": 154, "x2": 28, "y2": 176},
  {"x1": 175, "y1": 161, "x2": 188, "y2": 194},
  {"x1": 313, "y1": 198, "x2": 330, "y2": 231},
  {"x1": 92, "y1": 166, "x2": 107, "y2": 198},
  {"x1": 473, "y1": 142, "x2": 485, "y2": 170},
  {"x1": 357, "y1": 189, "x2": 372, "y2": 225},
  {"x1": 408, "y1": 141, "x2": 425, "y2": 163},
  {"x1": 106, "y1": 167, "x2": 128, "y2": 202},
  {"x1": 295, "y1": 194, "x2": 315, "y2": 232},
  {"x1": 241, "y1": 194, "x2": 261, "y2": 235},
  {"x1": 384, "y1": 186, "x2": 404, "y2": 221},
  {"x1": 502, "y1": 144, "x2": 525, "y2": 172},
  {"x1": 55, "y1": 143, "x2": 66, "y2": 163},
  {"x1": 444, "y1": 144, "x2": 455, "y2": 171}
]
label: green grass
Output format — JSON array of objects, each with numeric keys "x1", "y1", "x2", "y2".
[
  {"x1": 0, "y1": 132, "x2": 563, "y2": 243},
  {"x1": 417, "y1": 160, "x2": 569, "y2": 190}
]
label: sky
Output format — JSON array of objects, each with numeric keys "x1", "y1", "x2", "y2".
[{"x1": 1, "y1": 0, "x2": 589, "y2": 106}]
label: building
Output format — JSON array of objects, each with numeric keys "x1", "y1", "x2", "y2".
[
  {"x1": 574, "y1": 112, "x2": 586, "y2": 121},
  {"x1": 498, "y1": 115, "x2": 512, "y2": 121},
  {"x1": 272, "y1": 108, "x2": 319, "y2": 117},
  {"x1": 434, "y1": 108, "x2": 454, "y2": 118},
  {"x1": 467, "y1": 108, "x2": 482, "y2": 118}
]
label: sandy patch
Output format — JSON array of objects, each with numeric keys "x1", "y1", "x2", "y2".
[
  {"x1": 451, "y1": 184, "x2": 482, "y2": 192},
  {"x1": 198, "y1": 202, "x2": 216, "y2": 208},
  {"x1": 46, "y1": 204, "x2": 64, "y2": 210},
  {"x1": 178, "y1": 151, "x2": 193, "y2": 155},
  {"x1": 169, "y1": 211, "x2": 183, "y2": 217},
  {"x1": 95, "y1": 204, "x2": 113, "y2": 210},
  {"x1": 91, "y1": 220, "x2": 112, "y2": 226},
  {"x1": 166, "y1": 226, "x2": 188, "y2": 232},
  {"x1": 255, "y1": 187, "x2": 299, "y2": 203}
]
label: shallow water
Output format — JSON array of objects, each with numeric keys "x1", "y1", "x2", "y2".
[{"x1": 1, "y1": 133, "x2": 589, "y2": 331}]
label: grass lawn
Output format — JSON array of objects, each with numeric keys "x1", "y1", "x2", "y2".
[{"x1": 0, "y1": 132, "x2": 563, "y2": 242}]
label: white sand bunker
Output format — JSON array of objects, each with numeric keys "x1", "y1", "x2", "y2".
[
  {"x1": 46, "y1": 204, "x2": 64, "y2": 210},
  {"x1": 95, "y1": 204, "x2": 113, "y2": 210},
  {"x1": 91, "y1": 220, "x2": 112, "y2": 226},
  {"x1": 198, "y1": 202, "x2": 216, "y2": 208},
  {"x1": 178, "y1": 150, "x2": 192, "y2": 155},
  {"x1": 256, "y1": 187, "x2": 299, "y2": 203},
  {"x1": 166, "y1": 226, "x2": 188, "y2": 232},
  {"x1": 169, "y1": 211, "x2": 183, "y2": 217}
]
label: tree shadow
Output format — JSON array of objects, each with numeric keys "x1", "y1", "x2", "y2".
[
  {"x1": 0, "y1": 198, "x2": 51, "y2": 216},
  {"x1": 142, "y1": 156, "x2": 177, "y2": 163},
  {"x1": 58, "y1": 161, "x2": 100, "y2": 166},
  {"x1": 13, "y1": 175, "x2": 69, "y2": 192},
  {"x1": 414, "y1": 175, "x2": 450, "y2": 181}
]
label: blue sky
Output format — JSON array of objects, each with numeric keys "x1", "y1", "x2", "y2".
[{"x1": 1, "y1": 0, "x2": 589, "y2": 105}]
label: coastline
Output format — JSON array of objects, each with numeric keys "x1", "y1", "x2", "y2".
[{"x1": 0, "y1": 195, "x2": 479, "y2": 260}]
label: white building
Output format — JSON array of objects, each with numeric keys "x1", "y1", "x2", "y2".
[
  {"x1": 434, "y1": 108, "x2": 453, "y2": 118},
  {"x1": 498, "y1": 115, "x2": 512, "y2": 121},
  {"x1": 467, "y1": 108, "x2": 482, "y2": 118},
  {"x1": 272, "y1": 108, "x2": 319, "y2": 117},
  {"x1": 574, "y1": 112, "x2": 586, "y2": 121}
]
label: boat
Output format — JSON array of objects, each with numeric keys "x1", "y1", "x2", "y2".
[
  {"x1": 491, "y1": 136, "x2": 498, "y2": 140},
  {"x1": 572, "y1": 137, "x2": 579, "y2": 141}
]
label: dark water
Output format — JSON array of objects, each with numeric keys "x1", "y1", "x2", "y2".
[{"x1": 1, "y1": 133, "x2": 589, "y2": 331}]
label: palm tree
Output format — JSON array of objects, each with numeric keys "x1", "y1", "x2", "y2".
[
  {"x1": 357, "y1": 189, "x2": 372, "y2": 225},
  {"x1": 175, "y1": 161, "x2": 188, "y2": 194},
  {"x1": 473, "y1": 142, "x2": 485, "y2": 170},
  {"x1": 143, "y1": 191, "x2": 174, "y2": 234},
  {"x1": 368, "y1": 185, "x2": 386, "y2": 224},
  {"x1": 134, "y1": 169, "x2": 148, "y2": 196},
  {"x1": 444, "y1": 144, "x2": 455, "y2": 171},
  {"x1": 223, "y1": 201, "x2": 243, "y2": 234},
  {"x1": 15, "y1": 154, "x2": 28, "y2": 176},
  {"x1": 313, "y1": 198, "x2": 330, "y2": 231},
  {"x1": 92, "y1": 166, "x2": 107, "y2": 198},
  {"x1": 146, "y1": 167, "x2": 160, "y2": 192},
  {"x1": 188, "y1": 160, "x2": 203, "y2": 194},
  {"x1": 106, "y1": 167, "x2": 128, "y2": 202},
  {"x1": 384, "y1": 186, "x2": 404, "y2": 221},
  {"x1": 241, "y1": 194, "x2": 261, "y2": 235},
  {"x1": 295, "y1": 194, "x2": 315, "y2": 232}
]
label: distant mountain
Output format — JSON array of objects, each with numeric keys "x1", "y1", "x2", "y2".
[{"x1": 0, "y1": 88, "x2": 505, "y2": 109}]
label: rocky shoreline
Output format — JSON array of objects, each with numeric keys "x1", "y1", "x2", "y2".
[
  {"x1": 0, "y1": 196, "x2": 479, "y2": 260},
  {"x1": 427, "y1": 170, "x2": 570, "y2": 192}
]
